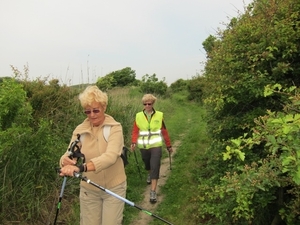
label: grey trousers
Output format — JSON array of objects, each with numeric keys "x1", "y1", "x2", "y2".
[{"x1": 140, "y1": 146, "x2": 162, "y2": 179}]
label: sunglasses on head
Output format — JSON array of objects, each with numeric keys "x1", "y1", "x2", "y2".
[
  {"x1": 84, "y1": 109, "x2": 100, "y2": 114},
  {"x1": 143, "y1": 103, "x2": 152, "y2": 106}
]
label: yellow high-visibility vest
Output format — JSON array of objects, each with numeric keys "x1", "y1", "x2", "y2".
[{"x1": 136, "y1": 111, "x2": 163, "y2": 149}]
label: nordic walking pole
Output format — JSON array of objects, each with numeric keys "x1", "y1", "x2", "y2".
[
  {"x1": 168, "y1": 151, "x2": 172, "y2": 170},
  {"x1": 73, "y1": 172, "x2": 173, "y2": 225},
  {"x1": 53, "y1": 134, "x2": 83, "y2": 225},
  {"x1": 133, "y1": 150, "x2": 142, "y2": 180},
  {"x1": 53, "y1": 176, "x2": 67, "y2": 225}
]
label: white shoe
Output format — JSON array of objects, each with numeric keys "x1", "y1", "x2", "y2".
[{"x1": 150, "y1": 190, "x2": 157, "y2": 203}]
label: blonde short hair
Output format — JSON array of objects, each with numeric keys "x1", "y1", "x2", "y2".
[
  {"x1": 142, "y1": 94, "x2": 157, "y2": 104},
  {"x1": 78, "y1": 85, "x2": 108, "y2": 108}
]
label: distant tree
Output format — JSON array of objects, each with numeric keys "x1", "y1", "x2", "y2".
[
  {"x1": 140, "y1": 74, "x2": 168, "y2": 96},
  {"x1": 96, "y1": 74, "x2": 114, "y2": 91},
  {"x1": 170, "y1": 78, "x2": 189, "y2": 92},
  {"x1": 96, "y1": 67, "x2": 136, "y2": 90},
  {"x1": 111, "y1": 67, "x2": 136, "y2": 87},
  {"x1": 0, "y1": 77, "x2": 12, "y2": 83},
  {"x1": 187, "y1": 76, "x2": 205, "y2": 102},
  {"x1": 202, "y1": 34, "x2": 217, "y2": 58}
]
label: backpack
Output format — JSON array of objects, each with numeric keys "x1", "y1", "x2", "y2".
[{"x1": 103, "y1": 125, "x2": 129, "y2": 167}]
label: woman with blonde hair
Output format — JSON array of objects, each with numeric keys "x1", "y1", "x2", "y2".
[
  {"x1": 59, "y1": 85, "x2": 126, "y2": 225},
  {"x1": 130, "y1": 94, "x2": 173, "y2": 203}
]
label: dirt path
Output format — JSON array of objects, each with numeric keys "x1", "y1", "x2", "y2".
[{"x1": 129, "y1": 140, "x2": 179, "y2": 225}]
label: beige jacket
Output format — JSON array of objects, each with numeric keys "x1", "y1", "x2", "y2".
[{"x1": 60, "y1": 114, "x2": 126, "y2": 191}]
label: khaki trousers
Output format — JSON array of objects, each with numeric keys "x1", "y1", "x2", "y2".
[{"x1": 80, "y1": 181, "x2": 126, "y2": 225}]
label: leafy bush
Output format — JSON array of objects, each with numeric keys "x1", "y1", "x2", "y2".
[
  {"x1": 139, "y1": 74, "x2": 168, "y2": 96},
  {"x1": 0, "y1": 76, "x2": 83, "y2": 223},
  {"x1": 187, "y1": 76, "x2": 205, "y2": 102},
  {"x1": 197, "y1": 0, "x2": 300, "y2": 224},
  {"x1": 96, "y1": 67, "x2": 136, "y2": 90},
  {"x1": 170, "y1": 78, "x2": 189, "y2": 92}
]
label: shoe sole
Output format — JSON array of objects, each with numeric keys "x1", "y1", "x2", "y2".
[{"x1": 150, "y1": 199, "x2": 157, "y2": 203}]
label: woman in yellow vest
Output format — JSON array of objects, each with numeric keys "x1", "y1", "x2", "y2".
[{"x1": 131, "y1": 94, "x2": 173, "y2": 203}]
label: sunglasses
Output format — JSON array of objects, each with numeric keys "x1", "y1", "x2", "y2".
[
  {"x1": 84, "y1": 109, "x2": 100, "y2": 114},
  {"x1": 143, "y1": 103, "x2": 152, "y2": 106}
]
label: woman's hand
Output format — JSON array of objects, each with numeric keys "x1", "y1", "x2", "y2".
[
  {"x1": 59, "y1": 165, "x2": 79, "y2": 177},
  {"x1": 130, "y1": 143, "x2": 136, "y2": 152},
  {"x1": 167, "y1": 147, "x2": 173, "y2": 153},
  {"x1": 61, "y1": 155, "x2": 77, "y2": 167}
]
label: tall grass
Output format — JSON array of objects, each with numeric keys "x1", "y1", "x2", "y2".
[{"x1": 106, "y1": 87, "x2": 142, "y2": 145}]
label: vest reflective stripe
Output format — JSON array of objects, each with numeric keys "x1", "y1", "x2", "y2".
[
  {"x1": 136, "y1": 111, "x2": 163, "y2": 149},
  {"x1": 137, "y1": 136, "x2": 162, "y2": 145},
  {"x1": 139, "y1": 130, "x2": 161, "y2": 136}
]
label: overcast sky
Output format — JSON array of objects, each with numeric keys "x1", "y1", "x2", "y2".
[{"x1": 0, "y1": 0, "x2": 252, "y2": 86}]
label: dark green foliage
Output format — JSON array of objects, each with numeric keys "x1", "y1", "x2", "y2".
[
  {"x1": 198, "y1": 0, "x2": 300, "y2": 224},
  {"x1": 203, "y1": 0, "x2": 300, "y2": 140},
  {"x1": 187, "y1": 76, "x2": 205, "y2": 102},
  {"x1": 96, "y1": 67, "x2": 136, "y2": 90},
  {"x1": 0, "y1": 76, "x2": 13, "y2": 83},
  {"x1": 169, "y1": 78, "x2": 188, "y2": 92},
  {"x1": 139, "y1": 73, "x2": 168, "y2": 96},
  {"x1": 95, "y1": 67, "x2": 169, "y2": 97},
  {"x1": 0, "y1": 78, "x2": 30, "y2": 130},
  {"x1": 202, "y1": 34, "x2": 217, "y2": 57},
  {"x1": 96, "y1": 74, "x2": 114, "y2": 91},
  {"x1": 0, "y1": 77, "x2": 83, "y2": 223},
  {"x1": 203, "y1": 0, "x2": 300, "y2": 141},
  {"x1": 110, "y1": 67, "x2": 136, "y2": 87},
  {"x1": 21, "y1": 78, "x2": 84, "y2": 140}
]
